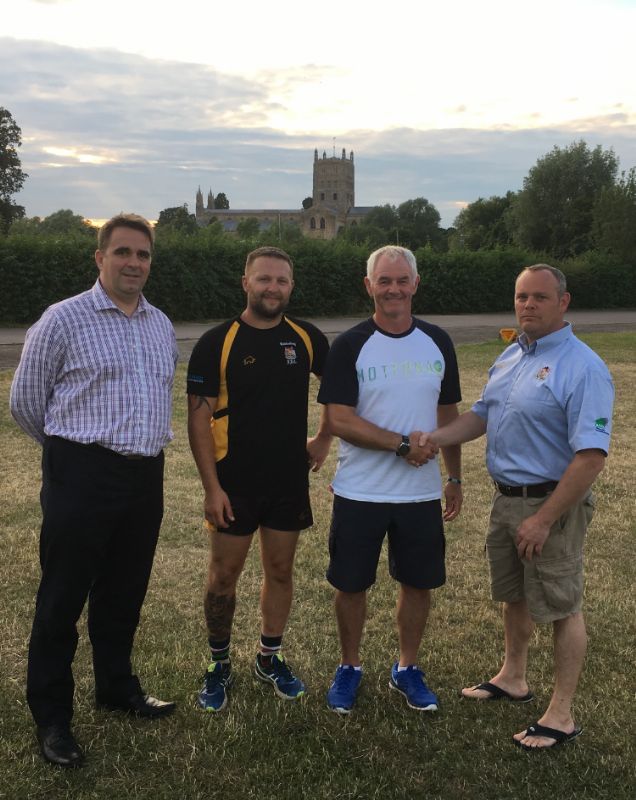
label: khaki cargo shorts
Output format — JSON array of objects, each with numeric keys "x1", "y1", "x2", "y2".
[{"x1": 486, "y1": 490, "x2": 595, "y2": 623}]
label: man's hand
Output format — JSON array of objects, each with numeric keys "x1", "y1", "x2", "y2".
[
  {"x1": 515, "y1": 514, "x2": 551, "y2": 560},
  {"x1": 204, "y1": 487, "x2": 235, "y2": 530},
  {"x1": 443, "y1": 481, "x2": 463, "y2": 521},
  {"x1": 307, "y1": 433, "x2": 332, "y2": 472},
  {"x1": 406, "y1": 431, "x2": 439, "y2": 467}
]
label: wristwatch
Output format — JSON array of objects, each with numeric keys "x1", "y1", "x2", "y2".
[{"x1": 396, "y1": 435, "x2": 411, "y2": 458}]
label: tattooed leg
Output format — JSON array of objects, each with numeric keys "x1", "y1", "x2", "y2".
[
  {"x1": 204, "y1": 591, "x2": 236, "y2": 640},
  {"x1": 204, "y1": 528, "x2": 252, "y2": 639}
]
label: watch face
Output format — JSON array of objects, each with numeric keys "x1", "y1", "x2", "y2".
[{"x1": 397, "y1": 439, "x2": 411, "y2": 457}]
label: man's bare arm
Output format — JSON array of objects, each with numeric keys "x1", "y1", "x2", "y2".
[
  {"x1": 326, "y1": 403, "x2": 435, "y2": 465},
  {"x1": 187, "y1": 394, "x2": 234, "y2": 528},
  {"x1": 437, "y1": 403, "x2": 463, "y2": 521},
  {"x1": 421, "y1": 410, "x2": 487, "y2": 448},
  {"x1": 307, "y1": 404, "x2": 333, "y2": 472}
]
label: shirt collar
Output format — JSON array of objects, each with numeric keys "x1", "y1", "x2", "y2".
[
  {"x1": 91, "y1": 279, "x2": 149, "y2": 315},
  {"x1": 517, "y1": 322, "x2": 572, "y2": 355}
]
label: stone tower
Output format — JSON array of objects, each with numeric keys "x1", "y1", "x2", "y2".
[
  {"x1": 312, "y1": 148, "x2": 354, "y2": 213},
  {"x1": 196, "y1": 187, "x2": 204, "y2": 215}
]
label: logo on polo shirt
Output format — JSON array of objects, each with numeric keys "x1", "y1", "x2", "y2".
[
  {"x1": 536, "y1": 366, "x2": 550, "y2": 381},
  {"x1": 594, "y1": 417, "x2": 609, "y2": 435}
]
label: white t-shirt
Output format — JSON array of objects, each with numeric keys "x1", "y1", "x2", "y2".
[{"x1": 318, "y1": 318, "x2": 461, "y2": 502}]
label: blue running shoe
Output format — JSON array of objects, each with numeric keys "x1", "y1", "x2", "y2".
[
  {"x1": 327, "y1": 665, "x2": 362, "y2": 714},
  {"x1": 198, "y1": 661, "x2": 233, "y2": 712},
  {"x1": 389, "y1": 663, "x2": 438, "y2": 711},
  {"x1": 254, "y1": 653, "x2": 305, "y2": 700}
]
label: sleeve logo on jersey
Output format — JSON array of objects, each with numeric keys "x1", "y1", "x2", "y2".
[
  {"x1": 243, "y1": 355, "x2": 256, "y2": 366},
  {"x1": 594, "y1": 417, "x2": 610, "y2": 435}
]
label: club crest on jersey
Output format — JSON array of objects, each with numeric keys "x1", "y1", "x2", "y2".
[
  {"x1": 243, "y1": 355, "x2": 256, "y2": 366},
  {"x1": 536, "y1": 366, "x2": 550, "y2": 381},
  {"x1": 283, "y1": 345, "x2": 297, "y2": 365}
]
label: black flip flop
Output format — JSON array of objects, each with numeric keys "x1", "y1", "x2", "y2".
[
  {"x1": 464, "y1": 681, "x2": 534, "y2": 703},
  {"x1": 513, "y1": 722, "x2": 583, "y2": 751}
]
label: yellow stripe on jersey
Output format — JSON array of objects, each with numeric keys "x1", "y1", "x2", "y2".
[{"x1": 211, "y1": 320, "x2": 240, "y2": 462}]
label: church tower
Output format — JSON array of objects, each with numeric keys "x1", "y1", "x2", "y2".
[
  {"x1": 312, "y1": 147, "x2": 354, "y2": 213},
  {"x1": 196, "y1": 186, "x2": 204, "y2": 215},
  {"x1": 207, "y1": 189, "x2": 214, "y2": 210}
]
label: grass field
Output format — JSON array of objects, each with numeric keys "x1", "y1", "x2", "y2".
[{"x1": 1, "y1": 332, "x2": 634, "y2": 800}]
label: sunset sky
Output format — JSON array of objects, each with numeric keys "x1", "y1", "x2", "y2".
[{"x1": 3, "y1": 0, "x2": 636, "y2": 226}]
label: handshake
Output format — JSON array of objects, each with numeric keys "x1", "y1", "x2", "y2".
[{"x1": 404, "y1": 431, "x2": 438, "y2": 468}]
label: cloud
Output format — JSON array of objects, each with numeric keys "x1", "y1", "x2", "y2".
[{"x1": 2, "y1": 38, "x2": 636, "y2": 227}]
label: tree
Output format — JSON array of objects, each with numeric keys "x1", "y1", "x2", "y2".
[
  {"x1": 343, "y1": 204, "x2": 400, "y2": 245},
  {"x1": 8, "y1": 210, "x2": 96, "y2": 238},
  {"x1": 236, "y1": 217, "x2": 260, "y2": 238},
  {"x1": 509, "y1": 140, "x2": 618, "y2": 258},
  {"x1": 40, "y1": 209, "x2": 96, "y2": 237},
  {"x1": 204, "y1": 218, "x2": 225, "y2": 237},
  {"x1": 452, "y1": 193, "x2": 515, "y2": 250},
  {"x1": 365, "y1": 204, "x2": 400, "y2": 235},
  {"x1": 155, "y1": 204, "x2": 198, "y2": 234},
  {"x1": 592, "y1": 168, "x2": 636, "y2": 262},
  {"x1": 0, "y1": 107, "x2": 28, "y2": 232},
  {"x1": 396, "y1": 197, "x2": 443, "y2": 250},
  {"x1": 260, "y1": 220, "x2": 303, "y2": 244},
  {"x1": 302, "y1": 196, "x2": 313, "y2": 210},
  {"x1": 214, "y1": 192, "x2": 230, "y2": 209},
  {"x1": 6, "y1": 215, "x2": 42, "y2": 235},
  {"x1": 340, "y1": 222, "x2": 389, "y2": 249}
]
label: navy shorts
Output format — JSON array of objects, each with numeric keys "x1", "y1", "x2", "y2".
[
  {"x1": 327, "y1": 495, "x2": 445, "y2": 592},
  {"x1": 205, "y1": 490, "x2": 313, "y2": 536}
]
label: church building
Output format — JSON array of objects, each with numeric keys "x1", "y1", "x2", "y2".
[{"x1": 195, "y1": 148, "x2": 372, "y2": 239}]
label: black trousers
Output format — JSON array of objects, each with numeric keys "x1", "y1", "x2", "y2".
[{"x1": 27, "y1": 437, "x2": 164, "y2": 727}]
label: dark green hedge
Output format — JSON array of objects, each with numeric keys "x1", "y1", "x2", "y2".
[{"x1": 0, "y1": 235, "x2": 633, "y2": 323}]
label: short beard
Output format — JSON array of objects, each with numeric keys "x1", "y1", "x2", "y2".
[{"x1": 249, "y1": 296, "x2": 288, "y2": 320}]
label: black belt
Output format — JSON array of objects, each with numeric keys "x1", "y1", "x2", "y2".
[
  {"x1": 49, "y1": 436, "x2": 152, "y2": 461},
  {"x1": 495, "y1": 480, "x2": 558, "y2": 498}
]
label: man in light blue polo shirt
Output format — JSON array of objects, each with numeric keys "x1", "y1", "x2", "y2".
[{"x1": 422, "y1": 264, "x2": 613, "y2": 752}]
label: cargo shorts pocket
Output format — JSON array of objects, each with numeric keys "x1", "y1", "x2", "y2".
[{"x1": 535, "y1": 555, "x2": 583, "y2": 615}]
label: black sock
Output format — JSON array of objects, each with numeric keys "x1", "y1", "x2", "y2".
[{"x1": 259, "y1": 633, "x2": 283, "y2": 665}]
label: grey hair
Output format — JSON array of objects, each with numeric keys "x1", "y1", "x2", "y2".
[
  {"x1": 366, "y1": 246, "x2": 418, "y2": 280},
  {"x1": 519, "y1": 264, "x2": 567, "y2": 297}
]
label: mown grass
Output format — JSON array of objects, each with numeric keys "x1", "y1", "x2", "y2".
[{"x1": 0, "y1": 332, "x2": 634, "y2": 800}]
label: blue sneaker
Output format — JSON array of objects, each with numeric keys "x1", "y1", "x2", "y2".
[
  {"x1": 327, "y1": 665, "x2": 362, "y2": 714},
  {"x1": 389, "y1": 663, "x2": 438, "y2": 711},
  {"x1": 254, "y1": 653, "x2": 305, "y2": 700},
  {"x1": 198, "y1": 661, "x2": 233, "y2": 712}
]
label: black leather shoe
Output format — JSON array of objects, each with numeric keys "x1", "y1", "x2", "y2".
[
  {"x1": 37, "y1": 725, "x2": 84, "y2": 768},
  {"x1": 96, "y1": 692, "x2": 176, "y2": 719}
]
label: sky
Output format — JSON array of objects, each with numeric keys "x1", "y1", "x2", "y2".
[{"x1": 2, "y1": 0, "x2": 636, "y2": 227}]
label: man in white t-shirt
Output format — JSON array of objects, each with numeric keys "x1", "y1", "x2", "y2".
[{"x1": 317, "y1": 245, "x2": 462, "y2": 714}]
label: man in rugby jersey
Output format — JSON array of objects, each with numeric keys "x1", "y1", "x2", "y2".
[{"x1": 187, "y1": 246, "x2": 331, "y2": 711}]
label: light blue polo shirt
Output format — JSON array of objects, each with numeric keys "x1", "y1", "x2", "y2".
[{"x1": 472, "y1": 324, "x2": 614, "y2": 485}]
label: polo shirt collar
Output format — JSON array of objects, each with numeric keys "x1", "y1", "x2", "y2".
[{"x1": 517, "y1": 322, "x2": 572, "y2": 355}]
